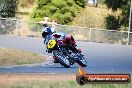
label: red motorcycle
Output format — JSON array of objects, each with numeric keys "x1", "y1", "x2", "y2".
[{"x1": 47, "y1": 32, "x2": 87, "y2": 68}]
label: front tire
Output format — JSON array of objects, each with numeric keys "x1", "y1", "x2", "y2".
[
  {"x1": 77, "y1": 56, "x2": 87, "y2": 67},
  {"x1": 53, "y1": 50, "x2": 70, "y2": 68}
]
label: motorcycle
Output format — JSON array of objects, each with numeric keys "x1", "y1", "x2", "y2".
[
  {"x1": 64, "y1": 45, "x2": 87, "y2": 67},
  {"x1": 46, "y1": 32, "x2": 87, "y2": 68}
]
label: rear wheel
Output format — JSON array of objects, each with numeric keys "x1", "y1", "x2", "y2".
[{"x1": 53, "y1": 50, "x2": 70, "y2": 68}]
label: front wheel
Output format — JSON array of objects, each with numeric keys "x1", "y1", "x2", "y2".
[
  {"x1": 53, "y1": 50, "x2": 70, "y2": 68},
  {"x1": 77, "y1": 56, "x2": 87, "y2": 67}
]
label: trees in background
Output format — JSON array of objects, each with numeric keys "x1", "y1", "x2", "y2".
[
  {"x1": 74, "y1": 0, "x2": 86, "y2": 8},
  {"x1": 104, "y1": 0, "x2": 131, "y2": 30},
  {"x1": 31, "y1": 0, "x2": 86, "y2": 24},
  {"x1": 0, "y1": 0, "x2": 86, "y2": 24},
  {"x1": 0, "y1": 0, "x2": 18, "y2": 18}
]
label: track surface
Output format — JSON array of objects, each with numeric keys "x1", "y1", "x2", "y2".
[{"x1": 0, "y1": 35, "x2": 132, "y2": 74}]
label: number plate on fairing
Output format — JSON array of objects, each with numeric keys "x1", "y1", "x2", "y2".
[{"x1": 47, "y1": 40, "x2": 56, "y2": 49}]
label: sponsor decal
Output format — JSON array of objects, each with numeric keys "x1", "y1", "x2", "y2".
[{"x1": 76, "y1": 67, "x2": 131, "y2": 85}]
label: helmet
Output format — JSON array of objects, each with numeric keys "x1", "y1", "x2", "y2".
[
  {"x1": 65, "y1": 34, "x2": 74, "y2": 40},
  {"x1": 52, "y1": 32, "x2": 66, "y2": 40}
]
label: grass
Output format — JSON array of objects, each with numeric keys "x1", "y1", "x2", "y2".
[
  {"x1": 0, "y1": 80, "x2": 131, "y2": 88},
  {"x1": 0, "y1": 48, "x2": 47, "y2": 66},
  {"x1": 71, "y1": 5, "x2": 112, "y2": 28}
]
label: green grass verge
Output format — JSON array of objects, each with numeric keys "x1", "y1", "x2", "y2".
[
  {"x1": 0, "y1": 48, "x2": 47, "y2": 66},
  {"x1": 1, "y1": 80, "x2": 131, "y2": 88}
]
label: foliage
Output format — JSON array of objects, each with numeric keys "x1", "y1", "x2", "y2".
[
  {"x1": 104, "y1": 0, "x2": 131, "y2": 30},
  {"x1": 105, "y1": 15, "x2": 120, "y2": 30},
  {"x1": 31, "y1": 0, "x2": 83, "y2": 24},
  {"x1": 0, "y1": 0, "x2": 18, "y2": 18},
  {"x1": 74, "y1": 0, "x2": 86, "y2": 8}
]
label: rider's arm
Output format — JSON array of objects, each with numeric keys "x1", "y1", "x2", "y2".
[
  {"x1": 35, "y1": 21, "x2": 48, "y2": 24},
  {"x1": 36, "y1": 21, "x2": 47, "y2": 24},
  {"x1": 35, "y1": 21, "x2": 57, "y2": 25}
]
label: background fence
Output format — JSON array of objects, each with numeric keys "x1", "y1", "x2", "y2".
[{"x1": 0, "y1": 17, "x2": 132, "y2": 45}]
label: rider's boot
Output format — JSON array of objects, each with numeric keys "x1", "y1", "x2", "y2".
[{"x1": 52, "y1": 56, "x2": 59, "y2": 63}]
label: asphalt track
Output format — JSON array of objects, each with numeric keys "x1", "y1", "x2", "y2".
[{"x1": 0, "y1": 35, "x2": 132, "y2": 74}]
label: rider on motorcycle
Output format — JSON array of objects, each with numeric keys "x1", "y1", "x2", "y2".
[
  {"x1": 37, "y1": 18, "x2": 86, "y2": 66},
  {"x1": 53, "y1": 32, "x2": 77, "y2": 51},
  {"x1": 40, "y1": 17, "x2": 57, "y2": 44},
  {"x1": 51, "y1": 32, "x2": 81, "y2": 63}
]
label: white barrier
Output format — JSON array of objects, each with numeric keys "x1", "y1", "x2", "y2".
[{"x1": 0, "y1": 17, "x2": 131, "y2": 45}]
